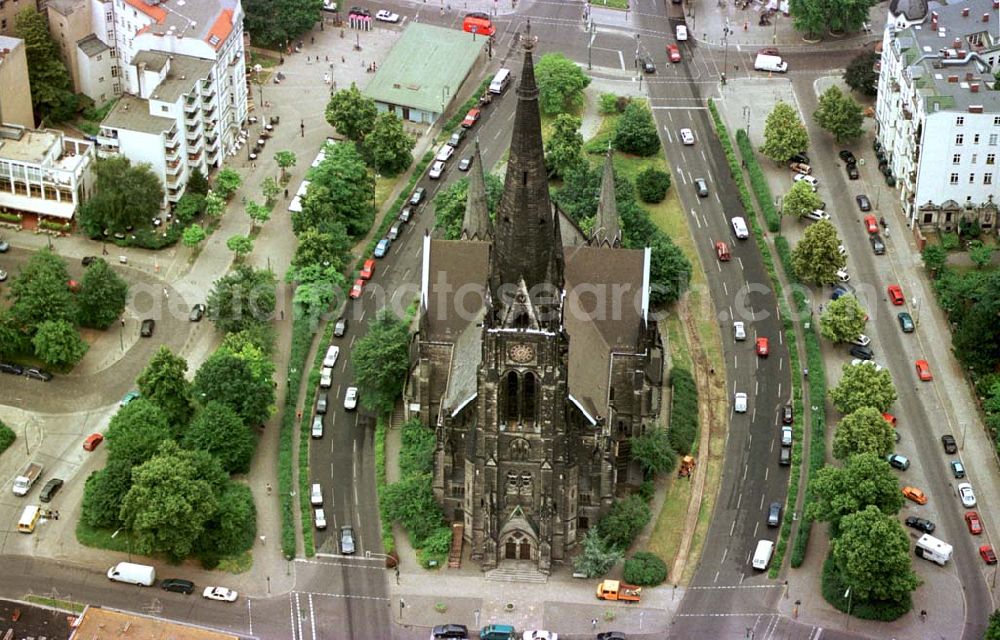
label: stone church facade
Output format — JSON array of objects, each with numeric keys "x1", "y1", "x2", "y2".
[{"x1": 412, "y1": 28, "x2": 662, "y2": 574}]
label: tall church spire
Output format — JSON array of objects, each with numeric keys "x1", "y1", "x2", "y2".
[
  {"x1": 490, "y1": 22, "x2": 562, "y2": 301},
  {"x1": 590, "y1": 150, "x2": 622, "y2": 248},
  {"x1": 461, "y1": 138, "x2": 493, "y2": 241}
]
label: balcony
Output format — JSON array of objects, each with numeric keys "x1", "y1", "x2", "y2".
[
  {"x1": 184, "y1": 98, "x2": 199, "y2": 114},
  {"x1": 902, "y1": 108, "x2": 913, "y2": 120},
  {"x1": 185, "y1": 124, "x2": 203, "y2": 141},
  {"x1": 166, "y1": 171, "x2": 182, "y2": 185},
  {"x1": 166, "y1": 159, "x2": 182, "y2": 175},
  {"x1": 187, "y1": 149, "x2": 203, "y2": 163}
]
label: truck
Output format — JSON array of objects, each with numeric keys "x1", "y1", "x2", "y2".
[
  {"x1": 754, "y1": 53, "x2": 788, "y2": 73},
  {"x1": 596, "y1": 579, "x2": 641, "y2": 602},
  {"x1": 107, "y1": 562, "x2": 156, "y2": 586},
  {"x1": 12, "y1": 462, "x2": 43, "y2": 496},
  {"x1": 915, "y1": 534, "x2": 953, "y2": 566}
]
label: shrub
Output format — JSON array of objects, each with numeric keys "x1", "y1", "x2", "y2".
[
  {"x1": 638, "y1": 479, "x2": 655, "y2": 502},
  {"x1": 598, "y1": 93, "x2": 623, "y2": 115},
  {"x1": 635, "y1": 167, "x2": 671, "y2": 203},
  {"x1": 736, "y1": 129, "x2": 781, "y2": 232},
  {"x1": 941, "y1": 233, "x2": 960, "y2": 251},
  {"x1": 612, "y1": 102, "x2": 660, "y2": 156},
  {"x1": 597, "y1": 494, "x2": 651, "y2": 550},
  {"x1": 667, "y1": 367, "x2": 698, "y2": 455},
  {"x1": 573, "y1": 529, "x2": 622, "y2": 577},
  {"x1": 0, "y1": 420, "x2": 15, "y2": 455},
  {"x1": 623, "y1": 552, "x2": 668, "y2": 586}
]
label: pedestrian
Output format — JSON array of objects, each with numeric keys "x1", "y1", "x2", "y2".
[
  {"x1": 284, "y1": 187, "x2": 289, "y2": 198},
  {"x1": 280, "y1": 309, "x2": 285, "y2": 320},
  {"x1": 266, "y1": 483, "x2": 272, "y2": 494},
  {"x1": 591, "y1": 619, "x2": 597, "y2": 631},
  {"x1": 342, "y1": 55, "x2": 346, "y2": 63},
  {"x1": 326, "y1": 55, "x2": 329, "y2": 62},
  {"x1": 252, "y1": 162, "x2": 256, "y2": 169},
  {"x1": 311, "y1": 36, "x2": 315, "y2": 44},
  {"x1": 163, "y1": 287, "x2": 169, "y2": 298},
  {"x1": 395, "y1": 566, "x2": 400, "y2": 584},
  {"x1": 920, "y1": 610, "x2": 927, "y2": 622},
  {"x1": 803, "y1": 368, "x2": 808, "y2": 378},
  {"x1": 260, "y1": 535, "x2": 267, "y2": 546}
]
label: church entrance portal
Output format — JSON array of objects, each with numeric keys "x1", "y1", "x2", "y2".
[{"x1": 502, "y1": 531, "x2": 532, "y2": 561}]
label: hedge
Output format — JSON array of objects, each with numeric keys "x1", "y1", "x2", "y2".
[
  {"x1": 668, "y1": 367, "x2": 698, "y2": 455},
  {"x1": 0, "y1": 420, "x2": 15, "y2": 455},
  {"x1": 624, "y1": 551, "x2": 668, "y2": 586},
  {"x1": 363, "y1": 149, "x2": 435, "y2": 261},
  {"x1": 820, "y1": 553, "x2": 910, "y2": 621},
  {"x1": 278, "y1": 312, "x2": 315, "y2": 559},
  {"x1": 736, "y1": 129, "x2": 781, "y2": 232}
]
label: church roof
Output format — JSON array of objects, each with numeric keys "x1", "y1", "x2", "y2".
[
  {"x1": 442, "y1": 307, "x2": 485, "y2": 417},
  {"x1": 461, "y1": 139, "x2": 493, "y2": 241},
  {"x1": 591, "y1": 152, "x2": 622, "y2": 248},
  {"x1": 423, "y1": 239, "x2": 491, "y2": 341}
]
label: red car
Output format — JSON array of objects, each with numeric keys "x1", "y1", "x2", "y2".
[
  {"x1": 360, "y1": 258, "x2": 376, "y2": 281},
  {"x1": 887, "y1": 284, "x2": 904, "y2": 305},
  {"x1": 461, "y1": 108, "x2": 481, "y2": 128},
  {"x1": 83, "y1": 433, "x2": 104, "y2": 451},
  {"x1": 915, "y1": 359, "x2": 933, "y2": 381},
  {"x1": 349, "y1": 279, "x2": 365, "y2": 300},
  {"x1": 882, "y1": 412, "x2": 897, "y2": 427},
  {"x1": 756, "y1": 337, "x2": 769, "y2": 357},
  {"x1": 715, "y1": 241, "x2": 731, "y2": 262},
  {"x1": 864, "y1": 215, "x2": 879, "y2": 234},
  {"x1": 965, "y1": 511, "x2": 983, "y2": 535},
  {"x1": 667, "y1": 44, "x2": 681, "y2": 63},
  {"x1": 980, "y1": 545, "x2": 997, "y2": 565}
]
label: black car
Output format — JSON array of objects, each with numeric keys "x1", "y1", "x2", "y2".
[
  {"x1": 399, "y1": 206, "x2": 414, "y2": 223},
  {"x1": 161, "y1": 578, "x2": 195, "y2": 594},
  {"x1": 767, "y1": 502, "x2": 782, "y2": 527},
  {"x1": 431, "y1": 624, "x2": 469, "y2": 639},
  {"x1": 838, "y1": 150, "x2": 857, "y2": 164},
  {"x1": 39, "y1": 478, "x2": 63, "y2": 503},
  {"x1": 642, "y1": 57, "x2": 655, "y2": 73},
  {"x1": 81, "y1": 256, "x2": 99, "y2": 266},
  {"x1": 846, "y1": 163, "x2": 859, "y2": 180},
  {"x1": 409, "y1": 187, "x2": 426, "y2": 206},
  {"x1": 0, "y1": 362, "x2": 24, "y2": 375},
  {"x1": 941, "y1": 434, "x2": 957, "y2": 454},
  {"x1": 597, "y1": 633, "x2": 628, "y2": 640},
  {"x1": 788, "y1": 153, "x2": 809, "y2": 164},
  {"x1": 855, "y1": 194, "x2": 872, "y2": 211},
  {"x1": 189, "y1": 304, "x2": 206, "y2": 322},
  {"x1": 24, "y1": 367, "x2": 52, "y2": 381},
  {"x1": 334, "y1": 316, "x2": 348, "y2": 337},
  {"x1": 870, "y1": 234, "x2": 886, "y2": 255},
  {"x1": 849, "y1": 344, "x2": 874, "y2": 360},
  {"x1": 779, "y1": 447, "x2": 791, "y2": 466},
  {"x1": 905, "y1": 516, "x2": 935, "y2": 534},
  {"x1": 140, "y1": 318, "x2": 155, "y2": 337},
  {"x1": 897, "y1": 312, "x2": 914, "y2": 333},
  {"x1": 782, "y1": 404, "x2": 793, "y2": 425}
]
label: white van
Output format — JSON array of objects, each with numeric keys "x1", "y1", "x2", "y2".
[
  {"x1": 675, "y1": 24, "x2": 688, "y2": 41},
  {"x1": 752, "y1": 540, "x2": 774, "y2": 570},
  {"x1": 107, "y1": 562, "x2": 156, "y2": 586},
  {"x1": 731, "y1": 217, "x2": 749, "y2": 239},
  {"x1": 754, "y1": 53, "x2": 788, "y2": 73},
  {"x1": 489, "y1": 68, "x2": 512, "y2": 94}
]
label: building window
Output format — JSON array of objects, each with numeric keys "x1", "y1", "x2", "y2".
[
  {"x1": 974, "y1": 134, "x2": 981, "y2": 144},
  {"x1": 988, "y1": 154, "x2": 996, "y2": 165},
  {"x1": 161, "y1": 106, "x2": 168, "y2": 113},
  {"x1": 956, "y1": 134, "x2": 964, "y2": 146},
  {"x1": 953, "y1": 154, "x2": 961, "y2": 164},
  {"x1": 986, "y1": 173, "x2": 994, "y2": 185},
  {"x1": 956, "y1": 116, "x2": 965, "y2": 126},
  {"x1": 991, "y1": 134, "x2": 999, "y2": 146},
  {"x1": 995, "y1": 116, "x2": 1000, "y2": 126},
  {"x1": 923, "y1": 213, "x2": 934, "y2": 223},
  {"x1": 950, "y1": 173, "x2": 959, "y2": 184},
  {"x1": 969, "y1": 173, "x2": 976, "y2": 184}
]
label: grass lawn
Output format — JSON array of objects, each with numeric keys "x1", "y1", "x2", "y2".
[
  {"x1": 592, "y1": 0, "x2": 629, "y2": 9},
  {"x1": 25, "y1": 595, "x2": 86, "y2": 614}
]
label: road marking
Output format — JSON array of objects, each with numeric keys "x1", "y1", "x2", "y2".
[
  {"x1": 302, "y1": 557, "x2": 385, "y2": 568},
  {"x1": 309, "y1": 593, "x2": 318, "y2": 640},
  {"x1": 294, "y1": 592, "x2": 305, "y2": 640},
  {"x1": 736, "y1": 491, "x2": 742, "y2": 511},
  {"x1": 650, "y1": 106, "x2": 710, "y2": 110},
  {"x1": 701, "y1": 149, "x2": 707, "y2": 163},
  {"x1": 720, "y1": 548, "x2": 728, "y2": 566},
  {"x1": 677, "y1": 169, "x2": 687, "y2": 184},
  {"x1": 753, "y1": 520, "x2": 759, "y2": 538},
  {"x1": 687, "y1": 584, "x2": 784, "y2": 590},
  {"x1": 301, "y1": 591, "x2": 391, "y2": 602},
  {"x1": 777, "y1": 382, "x2": 782, "y2": 398},
  {"x1": 723, "y1": 281, "x2": 729, "y2": 296},
  {"x1": 247, "y1": 598, "x2": 254, "y2": 637},
  {"x1": 714, "y1": 570, "x2": 721, "y2": 583},
  {"x1": 715, "y1": 192, "x2": 721, "y2": 204},
  {"x1": 737, "y1": 257, "x2": 744, "y2": 270},
  {"x1": 758, "y1": 494, "x2": 765, "y2": 510},
  {"x1": 350, "y1": 335, "x2": 357, "y2": 349},
  {"x1": 764, "y1": 467, "x2": 769, "y2": 482},
  {"x1": 742, "y1": 463, "x2": 748, "y2": 481},
  {"x1": 359, "y1": 308, "x2": 366, "y2": 322}
]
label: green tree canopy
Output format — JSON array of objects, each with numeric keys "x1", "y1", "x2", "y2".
[
  {"x1": 820, "y1": 294, "x2": 868, "y2": 343},
  {"x1": 325, "y1": 83, "x2": 378, "y2": 143},
  {"x1": 78, "y1": 157, "x2": 164, "y2": 236},
  {"x1": 174, "y1": 193, "x2": 206, "y2": 224},
  {"x1": 814, "y1": 85, "x2": 865, "y2": 144},
  {"x1": 15, "y1": 8, "x2": 77, "y2": 122},
  {"x1": 183, "y1": 402, "x2": 256, "y2": 474},
  {"x1": 352, "y1": 309, "x2": 410, "y2": 413},
  {"x1": 206, "y1": 265, "x2": 276, "y2": 334},
  {"x1": 182, "y1": 224, "x2": 207, "y2": 248},
  {"x1": 985, "y1": 609, "x2": 1000, "y2": 640},
  {"x1": 80, "y1": 459, "x2": 134, "y2": 529},
  {"x1": 597, "y1": 494, "x2": 651, "y2": 550},
  {"x1": 534, "y1": 52, "x2": 591, "y2": 115},
  {"x1": 613, "y1": 101, "x2": 661, "y2": 156},
  {"x1": 789, "y1": 0, "x2": 875, "y2": 37},
  {"x1": 260, "y1": 177, "x2": 280, "y2": 207},
  {"x1": 289, "y1": 227, "x2": 351, "y2": 276},
  {"x1": 136, "y1": 346, "x2": 193, "y2": 430},
  {"x1": 193, "y1": 351, "x2": 274, "y2": 427},
  {"x1": 629, "y1": 428, "x2": 677, "y2": 477},
  {"x1": 275, "y1": 150, "x2": 297, "y2": 182},
  {"x1": 204, "y1": 191, "x2": 226, "y2": 218},
  {"x1": 187, "y1": 166, "x2": 209, "y2": 195},
  {"x1": 635, "y1": 166, "x2": 671, "y2": 204},
  {"x1": 968, "y1": 240, "x2": 994, "y2": 269},
  {"x1": 213, "y1": 168, "x2": 242, "y2": 201},
  {"x1": 7, "y1": 248, "x2": 76, "y2": 333},
  {"x1": 219, "y1": 328, "x2": 275, "y2": 384},
  {"x1": 194, "y1": 481, "x2": 257, "y2": 561},
  {"x1": 242, "y1": 0, "x2": 322, "y2": 48},
  {"x1": 951, "y1": 271, "x2": 1000, "y2": 375},
  {"x1": 831, "y1": 361, "x2": 898, "y2": 414},
  {"x1": 782, "y1": 180, "x2": 824, "y2": 219},
  {"x1": 832, "y1": 406, "x2": 895, "y2": 460},
  {"x1": 105, "y1": 399, "x2": 173, "y2": 468},
  {"x1": 399, "y1": 419, "x2": 436, "y2": 478},
  {"x1": 246, "y1": 199, "x2": 272, "y2": 228},
  {"x1": 32, "y1": 319, "x2": 88, "y2": 368},
  {"x1": 544, "y1": 114, "x2": 585, "y2": 178},
  {"x1": 843, "y1": 50, "x2": 879, "y2": 97},
  {"x1": 226, "y1": 234, "x2": 255, "y2": 259},
  {"x1": 365, "y1": 112, "x2": 415, "y2": 175},
  {"x1": 432, "y1": 174, "x2": 504, "y2": 240},
  {"x1": 832, "y1": 505, "x2": 920, "y2": 604},
  {"x1": 807, "y1": 453, "x2": 904, "y2": 531},
  {"x1": 760, "y1": 101, "x2": 810, "y2": 162},
  {"x1": 76, "y1": 258, "x2": 128, "y2": 329},
  {"x1": 573, "y1": 530, "x2": 622, "y2": 578},
  {"x1": 305, "y1": 142, "x2": 375, "y2": 237},
  {"x1": 792, "y1": 220, "x2": 846, "y2": 285}
]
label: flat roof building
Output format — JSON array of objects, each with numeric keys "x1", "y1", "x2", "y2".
[
  {"x1": 0, "y1": 36, "x2": 34, "y2": 129},
  {"x1": 0, "y1": 123, "x2": 94, "y2": 220},
  {"x1": 69, "y1": 607, "x2": 245, "y2": 640}
]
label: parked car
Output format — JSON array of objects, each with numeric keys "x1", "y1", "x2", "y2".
[
  {"x1": 429, "y1": 160, "x2": 446, "y2": 179},
  {"x1": 0, "y1": 270, "x2": 8, "y2": 282},
  {"x1": 731, "y1": 216, "x2": 748, "y2": 239},
  {"x1": 836, "y1": 268, "x2": 850, "y2": 282},
  {"x1": 189, "y1": 303, "x2": 206, "y2": 322},
  {"x1": 804, "y1": 209, "x2": 830, "y2": 221},
  {"x1": 942, "y1": 434, "x2": 958, "y2": 453},
  {"x1": 360, "y1": 258, "x2": 376, "y2": 280},
  {"x1": 951, "y1": 460, "x2": 966, "y2": 478},
  {"x1": 39, "y1": 478, "x2": 64, "y2": 502},
  {"x1": 675, "y1": 24, "x2": 688, "y2": 40},
  {"x1": 886, "y1": 454, "x2": 910, "y2": 470},
  {"x1": 849, "y1": 344, "x2": 874, "y2": 360},
  {"x1": 344, "y1": 386, "x2": 359, "y2": 411},
  {"x1": 905, "y1": 516, "x2": 935, "y2": 534},
  {"x1": 788, "y1": 162, "x2": 811, "y2": 175},
  {"x1": 314, "y1": 507, "x2": 327, "y2": 530},
  {"x1": 461, "y1": 108, "x2": 481, "y2": 128},
  {"x1": 316, "y1": 393, "x2": 328, "y2": 414},
  {"x1": 846, "y1": 163, "x2": 859, "y2": 180},
  {"x1": 409, "y1": 187, "x2": 426, "y2": 205},
  {"x1": 887, "y1": 284, "x2": 905, "y2": 305},
  {"x1": 780, "y1": 426, "x2": 792, "y2": 446},
  {"x1": 161, "y1": 578, "x2": 195, "y2": 594},
  {"x1": 24, "y1": 368, "x2": 53, "y2": 381},
  {"x1": 375, "y1": 9, "x2": 400, "y2": 22},
  {"x1": 958, "y1": 482, "x2": 977, "y2": 507},
  {"x1": 312, "y1": 415, "x2": 324, "y2": 438},
  {"x1": 787, "y1": 152, "x2": 808, "y2": 164},
  {"x1": 856, "y1": 194, "x2": 872, "y2": 211},
  {"x1": 202, "y1": 587, "x2": 238, "y2": 602},
  {"x1": 458, "y1": 156, "x2": 473, "y2": 171},
  {"x1": 767, "y1": 502, "x2": 782, "y2": 527},
  {"x1": 120, "y1": 391, "x2": 141, "y2": 406},
  {"x1": 374, "y1": 239, "x2": 391, "y2": 258},
  {"x1": 792, "y1": 173, "x2": 818, "y2": 190},
  {"x1": 667, "y1": 44, "x2": 682, "y2": 62},
  {"x1": 140, "y1": 319, "x2": 155, "y2": 337},
  {"x1": 323, "y1": 345, "x2": 340, "y2": 368},
  {"x1": 83, "y1": 433, "x2": 104, "y2": 451},
  {"x1": 399, "y1": 206, "x2": 414, "y2": 223},
  {"x1": 333, "y1": 316, "x2": 348, "y2": 337},
  {"x1": 0, "y1": 362, "x2": 24, "y2": 375},
  {"x1": 431, "y1": 624, "x2": 469, "y2": 639},
  {"x1": 850, "y1": 334, "x2": 871, "y2": 347},
  {"x1": 864, "y1": 215, "x2": 879, "y2": 234},
  {"x1": 448, "y1": 128, "x2": 466, "y2": 147},
  {"x1": 902, "y1": 486, "x2": 928, "y2": 505},
  {"x1": 782, "y1": 404, "x2": 793, "y2": 425},
  {"x1": 981, "y1": 545, "x2": 998, "y2": 565},
  {"x1": 839, "y1": 150, "x2": 857, "y2": 164},
  {"x1": 350, "y1": 278, "x2": 365, "y2": 299},
  {"x1": 897, "y1": 312, "x2": 914, "y2": 333},
  {"x1": 870, "y1": 234, "x2": 886, "y2": 255},
  {"x1": 965, "y1": 511, "x2": 983, "y2": 535},
  {"x1": 320, "y1": 367, "x2": 332, "y2": 389},
  {"x1": 436, "y1": 144, "x2": 455, "y2": 162},
  {"x1": 341, "y1": 525, "x2": 356, "y2": 554},
  {"x1": 311, "y1": 483, "x2": 323, "y2": 506},
  {"x1": 0, "y1": 239, "x2": 9, "y2": 252},
  {"x1": 915, "y1": 359, "x2": 932, "y2": 381}
]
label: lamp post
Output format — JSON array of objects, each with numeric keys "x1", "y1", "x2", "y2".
[
  {"x1": 587, "y1": 21, "x2": 596, "y2": 70},
  {"x1": 635, "y1": 34, "x2": 643, "y2": 90},
  {"x1": 721, "y1": 20, "x2": 733, "y2": 85},
  {"x1": 844, "y1": 588, "x2": 853, "y2": 629}
]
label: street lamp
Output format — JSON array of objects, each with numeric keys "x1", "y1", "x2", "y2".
[
  {"x1": 721, "y1": 20, "x2": 734, "y2": 85},
  {"x1": 587, "y1": 21, "x2": 596, "y2": 70},
  {"x1": 844, "y1": 588, "x2": 853, "y2": 629}
]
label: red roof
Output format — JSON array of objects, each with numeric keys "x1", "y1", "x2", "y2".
[
  {"x1": 124, "y1": 0, "x2": 167, "y2": 22},
  {"x1": 206, "y1": 9, "x2": 234, "y2": 50}
]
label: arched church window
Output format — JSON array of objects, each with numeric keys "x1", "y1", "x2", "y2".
[
  {"x1": 523, "y1": 372, "x2": 538, "y2": 423},
  {"x1": 501, "y1": 371, "x2": 519, "y2": 422},
  {"x1": 519, "y1": 471, "x2": 532, "y2": 495},
  {"x1": 506, "y1": 470, "x2": 519, "y2": 492}
]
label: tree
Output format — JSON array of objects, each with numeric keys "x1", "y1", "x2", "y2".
[
  {"x1": 807, "y1": 453, "x2": 904, "y2": 530},
  {"x1": 760, "y1": 101, "x2": 809, "y2": 162},
  {"x1": 432, "y1": 174, "x2": 504, "y2": 240},
  {"x1": 792, "y1": 219, "x2": 846, "y2": 284},
  {"x1": 573, "y1": 530, "x2": 622, "y2": 578},
  {"x1": 305, "y1": 142, "x2": 375, "y2": 237},
  {"x1": 623, "y1": 552, "x2": 668, "y2": 586},
  {"x1": 274, "y1": 150, "x2": 297, "y2": 182},
  {"x1": 204, "y1": 191, "x2": 226, "y2": 218},
  {"x1": 0, "y1": 311, "x2": 31, "y2": 359},
  {"x1": 969, "y1": 240, "x2": 994, "y2": 269},
  {"x1": 952, "y1": 284, "x2": 1000, "y2": 375},
  {"x1": 788, "y1": 0, "x2": 827, "y2": 38},
  {"x1": 227, "y1": 234, "x2": 255, "y2": 259},
  {"x1": 182, "y1": 224, "x2": 207, "y2": 248},
  {"x1": 986, "y1": 609, "x2": 1000, "y2": 640},
  {"x1": 194, "y1": 481, "x2": 257, "y2": 562},
  {"x1": 844, "y1": 50, "x2": 879, "y2": 97},
  {"x1": 119, "y1": 441, "x2": 223, "y2": 560},
  {"x1": 7, "y1": 248, "x2": 76, "y2": 333},
  {"x1": 77, "y1": 157, "x2": 164, "y2": 236},
  {"x1": 832, "y1": 506, "x2": 920, "y2": 605},
  {"x1": 76, "y1": 258, "x2": 128, "y2": 329},
  {"x1": 646, "y1": 232, "x2": 692, "y2": 306},
  {"x1": 831, "y1": 361, "x2": 897, "y2": 414},
  {"x1": 814, "y1": 85, "x2": 865, "y2": 144},
  {"x1": 597, "y1": 495, "x2": 651, "y2": 550},
  {"x1": 206, "y1": 265, "x2": 277, "y2": 334},
  {"x1": 289, "y1": 227, "x2": 351, "y2": 275},
  {"x1": 14, "y1": 8, "x2": 77, "y2": 122},
  {"x1": 381, "y1": 474, "x2": 445, "y2": 547},
  {"x1": 293, "y1": 277, "x2": 342, "y2": 320},
  {"x1": 544, "y1": 114, "x2": 585, "y2": 178},
  {"x1": 352, "y1": 309, "x2": 410, "y2": 413},
  {"x1": 213, "y1": 168, "x2": 243, "y2": 200},
  {"x1": 245, "y1": 201, "x2": 271, "y2": 229},
  {"x1": 219, "y1": 329, "x2": 275, "y2": 385},
  {"x1": 820, "y1": 294, "x2": 868, "y2": 343},
  {"x1": 782, "y1": 180, "x2": 824, "y2": 219},
  {"x1": 174, "y1": 193, "x2": 205, "y2": 224},
  {"x1": 534, "y1": 52, "x2": 591, "y2": 115},
  {"x1": 193, "y1": 351, "x2": 274, "y2": 427},
  {"x1": 325, "y1": 84, "x2": 378, "y2": 143},
  {"x1": 399, "y1": 419, "x2": 436, "y2": 478},
  {"x1": 80, "y1": 459, "x2": 134, "y2": 529},
  {"x1": 921, "y1": 244, "x2": 947, "y2": 277},
  {"x1": 553, "y1": 162, "x2": 603, "y2": 222},
  {"x1": 260, "y1": 177, "x2": 280, "y2": 207},
  {"x1": 187, "y1": 166, "x2": 209, "y2": 195},
  {"x1": 613, "y1": 101, "x2": 661, "y2": 156},
  {"x1": 136, "y1": 346, "x2": 193, "y2": 430},
  {"x1": 635, "y1": 167, "x2": 671, "y2": 203},
  {"x1": 105, "y1": 399, "x2": 173, "y2": 468},
  {"x1": 630, "y1": 428, "x2": 677, "y2": 477},
  {"x1": 32, "y1": 319, "x2": 88, "y2": 367},
  {"x1": 826, "y1": 0, "x2": 877, "y2": 34},
  {"x1": 365, "y1": 112, "x2": 415, "y2": 175},
  {"x1": 832, "y1": 407, "x2": 895, "y2": 460},
  {"x1": 183, "y1": 402, "x2": 256, "y2": 474},
  {"x1": 242, "y1": 0, "x2": 322, "y2": 48}
]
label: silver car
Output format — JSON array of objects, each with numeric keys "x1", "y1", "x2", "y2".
[{"x1": 340, "y1": 525, "x2": 356, "y2": 554}]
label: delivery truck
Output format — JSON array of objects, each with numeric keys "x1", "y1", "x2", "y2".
[
  {"x1": 754, "y1": 54, "x2": 788, "y2": 73},
  {"x1": 915, "y1": 534, "x2": 953, "y2": 566},
  {"x1": 13, "y1": 462, "x2": 43, "y2": 496},
  {"x1": 596, "y1": 579, "x2": 641, "y2": 601},
  {"x1": 107, "y1": 562, "x2": 156, "y2": 586}
]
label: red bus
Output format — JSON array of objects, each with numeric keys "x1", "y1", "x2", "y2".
[{"x1": 463, "y1": 12, "x2": 495, "y2": 36}]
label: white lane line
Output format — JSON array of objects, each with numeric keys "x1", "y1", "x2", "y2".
[
  {"x1": 736, "y1": 492, "x2": 742, "y2": 511},
  {"x1": 677, "y1": 169, "x2": 688, "y2": 185},
  {"x1": 764, "y1": 467, "x2": 769, "y2": 482},
  {"x1": 714, "y1": 570, "x2": 721, "y2": 583},
  {"x1": 715, "y1": 192, "x2": 721, "y2": 204},
  {"x1": 777, "y1": 382, "x2": 782, "y2": 398},
  {"x1": 759, "y1": 494, "x2": 765, "y2": 510},
  {"x1": 294, "y1": 593, "x2": 305, "y2": 640},
  {"x1": 751, "y1": 407, "x2": 756, "y2": 422},
  {"x1": 664, "y1": 127, "x2": 673, "y2": 143},
  {"x1": 753, "y1": 521, "x2": 759, "y2": 539},
  {"x1": 738, "y1": 257, "x2": 744, "y2": 270},
  {"x1": 723, "y1": 281, "x2": 729, "y2": 295},
  {"x1": 720, "y1": 548, "x2": 729, "y2": 565},
  {"x1": 618, "y1": 50, "x2": 626, "y2": 69},
  {"x1": 350, "y1": 335, "x2": 357, "y2": 348},
  {"x1": 309, "y1": 593, "x2": 318, "y2": 640},
  {"x1": 247, "y1": 598, "x2": 254, "y2": 637},
  {"x1": 701, "y1": 149, "x2": 707, "y2": 163},
  {"x1": 359, "y1": 308, "x2": 366, "y2": 322}
]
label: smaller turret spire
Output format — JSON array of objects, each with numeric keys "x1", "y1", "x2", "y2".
[
  {"x1": 461, "y1": 138, "x2": 493, "y2": 241},
  {"x1": 590, "y1": 150, "x2": 622, "y2": 248}
]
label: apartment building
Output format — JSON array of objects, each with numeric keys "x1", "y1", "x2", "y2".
[
  {"x1": 0, "y1": 123, "x2": 95, "y2": 222},
  {"x1": 0, "y1": 35, "x2": 33, "y2": 128},
  {"x1": 0, "y1": 0, "x2": 38, "y2": 36},
  {"x1": 876, "y1": 0, "x2": 1000, "y2": 233}
]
